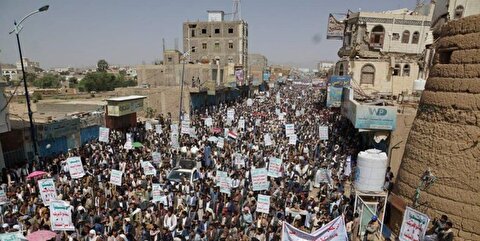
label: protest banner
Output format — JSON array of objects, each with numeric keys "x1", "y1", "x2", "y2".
[
  {"x1": 217, "y1": 137, "x2": 225, "y2": 149},
  {"x1": 278, "y1": 112, "x2": 285, "y2": 121},
  {"x1": 110, "y1": 170, "x2": 123, "y2": 186},
  {"x1": 183, "y1": 114, "x2": 190, "y2": 122},
  {"x1": 170, "y1": 133, "x2": 179, "y2": 149},
  {"x1": 247, "y1": 98, "x2": 253, "y2": 106},
  {"x1": 152, "y1": 152, "x2": 161, "y2": 163},
  {"x1": 155, "y1": 124, "x2": 162, "y2": 134},
  {"x1": 319, "y1": 125, "x2": 329, "y2": 140},
  {"x1": 145, "y1": 122, "x2": 153, "y2": 130},
  {"x1": 285, "y1": 124, "x2": 295, "y2": 137},
  {"x1": 152, "y1": 183, "x2": 161, "y2": 203},
  {"x1": 50, "y1": 200, "x2": 75, "y2": 231},
  {"x1": 170, "y1": 124, "x2": 179, "y2": 134},
  {"x1": 0, "y1": 189, "x2": 7, "y2": 204},
  {"x1": 0, "y1": 232, "x2": 25, "y2": 241},
  {"x1": 276, "y1": 93, "x2": 280, "y2": 104},
  {"x1": 264, "y1": 133, "x2": 272, "y2": 146},
  {"x1": 399, "y1": 207, "x2": 430, "y2": 241},
  {"x1": 275, "y1": 108, "x2": 281, "y2": 115},
  {"x1": 99, "y1": 127, "x2": 109, "y2": 143},
  {"x1": 251, "y1": 168, "x2": 269, "y2": 191},
  {"x1": 227, "y1": 109, "x2": 235, "y2": 120},
  {"x1": 218, "y1": 171, "x2": 230, "y2": 195},
  {"x1": 344, "y1": 156, "x2": 352, "y2": 176},
  {"x1": 295, "y1": 110, "x2": 301, "y2": 117},
  {"x1": 282, "y1": 216, "x2": 348, "y2": 241},
  {"x1": 257, "y1": 194, "x2": 271, "y2": 214},
  {"x1": 292, "y1": 104, "x2": 296, "y2": 110},
  {"x1": 124, "y1": 133, "x2": 133, "y2": 150},
  {"x1": 141, "y1": 161, "x2": 157, "y2": 176},
  {"x1": 181, "y1": 121, "x2": 191, "y2": 135},
  {"x1": 234, "y1": 153, "x2": 245, "y2": 166},
  {"x1": 238, "y1": 118, "x2": 245, "y2": 130},
  {"x1": 205, "y1": 117, "x2": 213, "y2": 127},
  {"x1": 268, "y1": 157, "x2": 282, "y2": 178},
  {"x1": 38, "y1": 178, "x2": 57, "y2": 206},
  {"x1": 66, "y1": 156, "x2": 85, "y2": 179},
  {"x1": 289, "y1": 134, "x2": 297, "y2": 145},
  {"x1": 316, "y1": 168, "x2": 331, "y2": 184}
]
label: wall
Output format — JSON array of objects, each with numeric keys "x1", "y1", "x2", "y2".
[
  {"x1": 347, "y1": 59, "x2": 419, "y2": 95},
  {"x1": 137, "y1": 64, "x2": 213, "y2": 88}
]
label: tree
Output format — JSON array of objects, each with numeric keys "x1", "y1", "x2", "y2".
[
  {"x1": 25, "y1": 72, "x2": 37, "y2": 83},
  {"x1": 33, "y1": 73, "x2": 63, "y2": 89},
  {"x1": 68, "y1": 77, "x2": 78, "y2": 88},
  {"x1": 78, "y1": 72, "x2": 137, "y2": 92},
  {"x1": 97, "y1": 59, "x2": 109, "y2": 72}
]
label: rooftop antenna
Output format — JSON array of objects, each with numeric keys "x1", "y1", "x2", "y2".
[
  {"x1": 162, "y1": 38, "x2": 166, "y2": 53},
  {"x1": 232, "y1": 0, "x2": 241, "y2": 20}
]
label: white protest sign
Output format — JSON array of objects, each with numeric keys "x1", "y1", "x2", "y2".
[
  {"x1": 275, "y1": 108, "x2": 280, "y2": 115},
  {"x1": 152, "y1": 152, "x2": 161, "y2": 163},
  {"x1": 181, "y1": 121, "x2": 191, "y2": 135},
  {"x1": 238, "y1": 118, "x2": 245, "y2": 130},
  {"x1": 285, "y1": 124, "x2": 295, "y2": 137},
  {"x1": 218, "y1": 171, "x2": 230, "y2": 195},
  {"x1": 345, "y1": 156, "x2": 352, "y2": 176},
  {"x1": 109, "y1": 170, "x2": 123, "y2": 186},
  {"x1": 247, "y1": 98, "x2": 253, "y2": 106},
  {"x1": 66, "y1": 156, "x2": 85, "y2": 179},
  {"x1": 0, "y1": 232, "x2": 25, "y2": 241},
  {"x1": 38, "y1": 178, "x2": 57, "y2": 206},
  {"x1": 0, "y1": 189, "x2": 7, "y2": 204},
  {"x1": 255, "y1": 118, "x2": 261, "y2": 127},
  {"x1": 155, "y1": 124, "x2": 162, "y2": 134},
  {"x1": 282, "y1": 216, "x2": 348, "y2": 241},
  {"x1": 268, "y1": 157, "x2": 282, "y2": 178},
  {"x1": 234, "y1": 153, "x2": 245, "y2": 166},
  {"x1": 295, "y1": 110, "x2": 301, "y2": 117},
  {"x1": 266, "y1": 91, "x2": 270, "y2": 97},
  {"x1": 183, "y1": 114, "x2": 190, "y2": 122},
  {"x1": 399, "y1": 207, "x2": 430, "y2": 241},
  {"x1": 264, "y1": 134, "x2": 273, "y2": 146},
  {"x1": 204, "y1": 117, "x2": 213, "y2": 127},
  {"x1": 276, "y1": 93, "x2": 280, "y2": 104},
  {"x1": 170, "y1": 133, "x2": 179, "y2": 149},
  {"x1": 152, "y1": 183, "x2": 161, "y2": 203},
  {"x1": 141, "y1": 161, "x2": 157, "y2": 176},
  {"x1": 292, "y1": 104, "x2": 296, "y2": 110},
  {"x1": 278, "y1": 112, "x2": 285, "y2": 121},
  {"x1": 251, "y1": 168, "x2": 269, "y2": 191},
  {"x1": 217, "y1": 137, "x2": 225, "y2": 149},
  {"x1": 319, "y1": 125, "x2": 329, "y2": 140},
  {"x1": 145, "y1": 122, "x2": 153, "y2": 130},
  {"x1": 170, "y1": 124, "x2": 179, "y2": 134},
  {"x1": 316, "y1": 168, "x2": 331, "y2": 184},
  {"x1": 99, "y1": 127, "x2": 109, "y2": 143},
  {"x1": 257, "y1": 194, "x2": 271, "y2": 214},
  {"x1": 124, "y1": 133, "x2": 133, "y2": 150},
  {"x1": 227, "y1": 109, "x2": 235, "y2": 120},
  {"x1": 50, "y1": 200, "x2": 75, "y2": 231},
  {"x1": 289, "y1": 134, "x2": 297, "y2": 145}
]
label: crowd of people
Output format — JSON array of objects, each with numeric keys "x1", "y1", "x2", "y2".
[{"x1": 0, "y1": 84, "x2": 369, "y2": 241}]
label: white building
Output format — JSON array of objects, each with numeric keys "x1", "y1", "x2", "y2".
[{"x1": 335, "y1": 3, "x2": 434, "y2": 96}]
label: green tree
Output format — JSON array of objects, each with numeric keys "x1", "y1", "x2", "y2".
[
  {"x1": 24, "y1": 72, "x2": 37, "y2": 83},
  {"x1": 68, "y1": 77, "x2": 78, "y2": 88},
  {"x1": 97, "y1": 59, "x2": 109, "y2": 72},
  {"x1": 33, "y1": 73, "x2": 63, "y2": 88},
  {"x1": 77, "y1": 72, "x2": 138, "y2": 92}
]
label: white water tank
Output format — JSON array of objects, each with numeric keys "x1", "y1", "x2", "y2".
[
  {"x1": 413, "y1": 79, "x2": 427, "y2": 91},
  {"x1": 354, "y1": 149, "x2": 388, "y2": 192}
]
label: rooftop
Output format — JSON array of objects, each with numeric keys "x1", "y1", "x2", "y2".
[{"x1": 106, "y1": 95, "x2": 146, "y2": 102}]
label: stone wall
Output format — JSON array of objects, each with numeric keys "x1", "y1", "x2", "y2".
[{"x1": 395, "y1": 15, "x2": 480, "y2": 241}]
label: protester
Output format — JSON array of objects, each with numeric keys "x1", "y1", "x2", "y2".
[{"x1": 0, "y1": 83, "x2": 363, "y2": 240}]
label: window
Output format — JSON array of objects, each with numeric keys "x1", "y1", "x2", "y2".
[
  {"x1": 338, "y1": 63, "x2": 345, "y2": 76},
  {"x1": 360, "y1": 64, "x2": 375, "y2": 85},
  {"x1": 392, "y1": 33, "x2": 400, "y2": 41},
  {"x1": 228, "y1": 57, "x2": 234, "y2": 63},
  {"x1": 369, "y1": 25, "x2": 385, "y2": 49},
  {"x1": 214, "y1": 28, "x2": 220, "y2": 34},
  {"x1": 167, "y1": 57, "x2": 173, "y2": 62},
  {"x1": 191, "y1": 46, "x2": 196, "y2": 53},
  {"x1": 201, "y1": 28, "x2": 207, "y2": 34},
  {"x1": 228, "y1": 28, "x2": 234, "y2": 34},
  {"x1": 454, "y1": 5, "x2": 464, "y2": 19},
  {"x1": 228, "y1": 42, "x2": 234, "y2": 49},
  {"x1": 214, "y1": 42, "x2": 220, "y2": 50},
  {"x1": 401, "y1": 30, "x2": 410, "y2": 44},
  {"x1": 411, "y1": 31, "x2": 420, "y2": 44},
  {"x1": 393, "y1": 64, "x2": 401, "y2": 76},
  {"x1": 191, "y1": 29, "x2": 195, "y2": 37},
  {"x1": 202, "y1": 43, "x2": 207, "y2": 49},
  {"x1": 403, "y1": 64, "x2": 410, "y2": 77}
]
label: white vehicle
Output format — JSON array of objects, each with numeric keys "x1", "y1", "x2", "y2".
[{"x1": 167, "y1": 159, "x2": 200, "y2": 184}]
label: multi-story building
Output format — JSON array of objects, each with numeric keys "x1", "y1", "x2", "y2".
[
  {"x1": 248, "y1": 54, "x2": 268, "y2": 86},
  {"x1": 335, "y1": 4, "x2": 434, "y2": 96},
  {"x1": 16, "y1": 57, "x2": 42, "y2": 73},
  {"x1": 1, "y1": 64, "x2": 19, "y2": 81},
  {"x1": 183, "y1": 10, "x2": 248, "y2": 85}
]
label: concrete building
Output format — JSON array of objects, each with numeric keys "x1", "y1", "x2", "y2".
[
  {"x1": 183, "y1": 10, "x2": 248, "y2": 85},
  {"x1": 1, "y1": 64, "x2": 19, "y2": 81},
  {"x1": 335, "y1": 4, "x2": 434, "y2": 96},
  {"x1": 248, "y1": 54, "x2": 268, "y2": 87},
  {"x1": 16, "y1": 57, "x2": 42, "y2": 73},
  {"x1": 432, "y1": 0, "x2": 480, "y2": 29}
]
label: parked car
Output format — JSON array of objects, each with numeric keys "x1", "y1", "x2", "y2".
[{"x1": 167, "y1": 159, "x2": 200, "y2": 184}]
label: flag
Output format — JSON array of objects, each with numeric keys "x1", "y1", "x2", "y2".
[{"x1": 228, "y1": 130, "x2": 238, "y2": 140}]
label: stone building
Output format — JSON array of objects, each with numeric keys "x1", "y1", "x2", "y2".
[
  {"x1": 335, "y1": 4, "x2": 434, "y2": 96},
  {"x1": 248, "y1": 53, "x2": 268, "y2": 85},
  {"x1": 394, "y1": 15, "x2": 480, "y2": 241}
]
